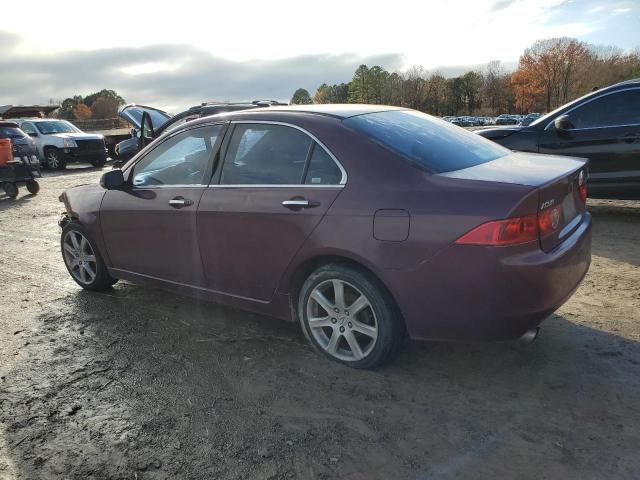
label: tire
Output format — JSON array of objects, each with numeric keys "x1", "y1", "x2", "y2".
[
  {"x1": 44, "y1": 147, "x2": 66, "y2": 170},
  {"x1": 2, "y1": 182, "x2": 18, "y2": 199},
  {"x1": 61, "y1": 222, "x2": 117, "y2": 291},
  {"x1": 298, "y1": 264, "x2": 404, "y2": 369},
  {"x1": 90, "y1": 158, "x2": 106, "y2": 168},
  {"x1": 26, "y1": 180, "x2": 40, "y2": 195}
]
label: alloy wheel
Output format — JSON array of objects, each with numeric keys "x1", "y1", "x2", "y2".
[
  {"x1": 306, "y1": 279, "x2": 378, "y2": 362},
  {"x1": 46, "y1": 151, "x2": 59, "y2": 169},
  {"x1": 63, "y1": 230, "x2": 98, "y2": 285}
]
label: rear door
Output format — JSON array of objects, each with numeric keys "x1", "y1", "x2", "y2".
[
  {"x1": 100, "y1": 123, "x2": 224, "y2": 286},
  {"x1": 197, "y1": 121, "x2": 345, "y2": 301},
  {"x1": 539, "y1": 88, "x2": 640, "y2": 186}
]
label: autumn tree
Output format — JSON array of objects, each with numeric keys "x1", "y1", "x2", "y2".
[
  {"x1": 516, "y1": 38, "x2": 590, "y2": 112},
  {"x1": 73, "y1": 103, "x2": 92, "y2": 120},
  {"x1": 90, "y1": 95, "x2": 120, "y2": 119},
  {"x1": 290, "y1": 88, "x2": 313, "y2": 104}
]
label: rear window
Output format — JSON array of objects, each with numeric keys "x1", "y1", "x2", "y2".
[{"x1": 343, "y1": 110, "x2": 509, "y2": 173}]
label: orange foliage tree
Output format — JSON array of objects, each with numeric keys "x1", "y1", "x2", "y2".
[{"x1": 73, "y1": 103, "x2": 92, "y2": 120}]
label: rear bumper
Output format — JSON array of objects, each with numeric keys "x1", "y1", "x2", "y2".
[{"x1": 388, "y1": 212, "x2": 592, "y2": 341}]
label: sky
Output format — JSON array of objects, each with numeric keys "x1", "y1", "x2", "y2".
[{"x1": 0, "y1": 0, "x2": 638, "y2": 112}]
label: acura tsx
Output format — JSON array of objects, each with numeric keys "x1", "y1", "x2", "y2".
[{"x1": 58, "y1": 105, "x2": 592, "y2": 368}]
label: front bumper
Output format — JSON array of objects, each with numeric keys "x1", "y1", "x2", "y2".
[
  {"x1": 62, "y1": 146, "x2": 108, "y2": 162},
  {"x1": 388, "y1": 212, "x2": 593, "y2": 342}
]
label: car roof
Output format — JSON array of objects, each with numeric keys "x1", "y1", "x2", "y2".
[{"x1": 229, "y1": 104, "x2": 408, "y2": 119}]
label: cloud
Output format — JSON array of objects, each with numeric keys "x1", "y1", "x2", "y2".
[
  {"x1": 490, "y1": 0, "x2": 517, "y2": 12},
  {"x1": 0, "y1": 31, "x2": 403, "y2": 112}
]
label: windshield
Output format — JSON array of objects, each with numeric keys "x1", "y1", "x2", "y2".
[
  {"x1": 344, "y1": 110, "x2": 510, "y2": 174},
  {"x1": 0, "y1": 126, "x2": 28, "y2": 139},
  {"x1": 529, "y1": 89, "x2": 603, "y2": 127},
  {"x1": 35, "y1": 121, "x2": 80, "y2": 135}
]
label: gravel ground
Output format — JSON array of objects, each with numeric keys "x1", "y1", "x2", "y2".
[{"x1": 1, "y1": 166, "x2": 639, "y2": 480}]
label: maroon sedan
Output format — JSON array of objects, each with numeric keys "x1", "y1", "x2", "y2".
[{"x1": 59, "y1": 105, "x2": 591, "y2": 368}]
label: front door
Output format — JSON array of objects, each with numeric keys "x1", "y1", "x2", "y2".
[
  {"x1": 539, "y1": 88, "x2": 640, "y2": 186},
  {"x1": 197, "y1": 122, "x2": 345, "y2": 301},
  {"x1": 100, "y1": 123, "x2": 224, "y2": 286}
]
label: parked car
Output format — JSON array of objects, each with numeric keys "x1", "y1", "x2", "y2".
[
  {"x1": 477, "y1": 79, "x2": 640, "y2": 197},
  {"x1": 519, "y1": 113, "x2": 541, "y2": 126},
  {"x1": 59, "y1": 105, "x2": 591, "y2": 368},
  {"x1": 114, "y1": 100, "x2": 287, "y2": 163},
  {"x1": 495, "y1": 114, "x2": 519, "y2": 125},
  {"x1": 16, "y1": 119, "x2": 108, "y2": 170},
  {"x1": 0, "y1": 121, "x2": 39, "y2": 166}
]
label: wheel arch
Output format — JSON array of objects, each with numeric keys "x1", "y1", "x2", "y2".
[{"x1": 282, "y1": 251, "x2": 405, "y2": 328}]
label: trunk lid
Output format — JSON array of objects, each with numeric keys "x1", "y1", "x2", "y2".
[
  {"x1": 438, "y1": 151, "x2": 588, "y2": 252},
  {"x1": 536, "y1": 167, "x2": 587, "y2": 252}
]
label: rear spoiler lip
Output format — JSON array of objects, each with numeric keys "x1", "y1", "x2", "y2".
[{"x1": 436, "y1": 151, "x2": 588, "y2": 188}]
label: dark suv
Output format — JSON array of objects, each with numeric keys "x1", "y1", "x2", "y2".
[
  {"x1": 114, "y1": 100, "x2": 286, "y2": 162},
  {"x1": 477, "y1": 79, "x2": 640, "y2": 197}
]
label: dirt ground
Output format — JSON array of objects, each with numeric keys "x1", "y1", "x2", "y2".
[{"x1": 1, "y1": 166, "x2": 639, "y2": 480}]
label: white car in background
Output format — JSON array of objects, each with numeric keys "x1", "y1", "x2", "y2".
[{"x1": 16, "y1": 119, "x2": 108, "y2": 170}]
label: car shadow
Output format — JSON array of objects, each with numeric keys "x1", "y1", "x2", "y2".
[{"x1": 2, "y1": 282, "x2": 639, "y2": 479}]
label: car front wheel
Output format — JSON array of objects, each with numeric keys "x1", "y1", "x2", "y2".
[
  {"x1": 61, "y1": 223, "x2": 117, "y2": 290},
  {"x1": 298, "y1": 264, "x2": 404, "y2": 369},
  {"x1": 44, "y1": 147, "x2": 66, "y2": 170}
]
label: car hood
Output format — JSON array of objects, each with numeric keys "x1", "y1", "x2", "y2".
[
  {"x1": 437, "y1": 151, "x2": 586, "y2": 187},
  {"x1": 118, "y1": 104, "x2": 172, "y2": 130},
  {"x1": 475, "y1": 126, "x2": 524, "y2": 140},
  {"x1": 8, "y1": 137, "x2": 34, "y2": 146},
  {"x1": 50, "y1": 132, "x2": 104, "y2": 140}
]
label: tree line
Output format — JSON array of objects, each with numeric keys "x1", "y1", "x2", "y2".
[
  {"x1": 291, "y1": 37, "x2": 640, "y2": 115},
  {"x1": 55, "y1": 89, "x2": 126, "y2": 120}
]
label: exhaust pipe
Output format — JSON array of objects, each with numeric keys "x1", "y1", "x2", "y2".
[{"x1": 519, "y1": 327, "x2": 539, "y2": 343}]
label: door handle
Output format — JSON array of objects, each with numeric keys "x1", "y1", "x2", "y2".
[
  {"x1": 620, "y1": 133, "x2": 640, "y2": 144},
  {"x1": 282, "y1": 198, "x2": 318, "y2": 210},
  {"x1": 168, "y1": 196, "x2": 194, "y2": 208}
]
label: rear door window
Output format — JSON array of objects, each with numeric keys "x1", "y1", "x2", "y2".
[
  {"x1": 220, "y1": 124, "x2": 313, "y2": 185},
  {"x1": 304, "y1": 144, "x2": 342, "y2": 185},
  {"x1": 343, "y1": 110, "x2": 509, "y2": 173}
]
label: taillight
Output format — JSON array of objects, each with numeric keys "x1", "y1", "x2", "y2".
[
  {"x1": 578, "y1": 169, "x2": 587, "y2": 204},
  {"x1": 538, "y1": 205, "x2": 562, "y2": 237},
  {"x1": 455, "y1": 215, "x2": 538, "y2": 246},
  {"x1": 579, "y1": 185, "x2": 587, "y2": 204}
]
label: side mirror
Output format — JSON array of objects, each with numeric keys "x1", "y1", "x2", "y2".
[
  {"x1": 28, "y1": 132, "x2": 38, "y2": 137},
  {"x1": 554, "y1": 115, "x2": 573, "y2": 131},
  {"x1": 100, "y1": 169, "x2": 125, "y2": 189}
]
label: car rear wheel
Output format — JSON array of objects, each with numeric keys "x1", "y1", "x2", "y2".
[
  {"x1": 61, "y1": 223, "x2": 117, "y2": 290},
  {"x1": 44, "y1": 147, "x2": 66, "y2": 170},
  {"x1": 298, "y1": 264, "x2": 404, "y2": 369}
]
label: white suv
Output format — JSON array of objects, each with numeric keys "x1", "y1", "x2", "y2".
[{"x1": 17, "y1": 119, "x2": 108, "y2": 170}]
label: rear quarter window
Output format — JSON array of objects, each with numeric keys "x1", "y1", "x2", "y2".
[{"x1": 343, "y1": 110, "x2": 509, "y2": 173}]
